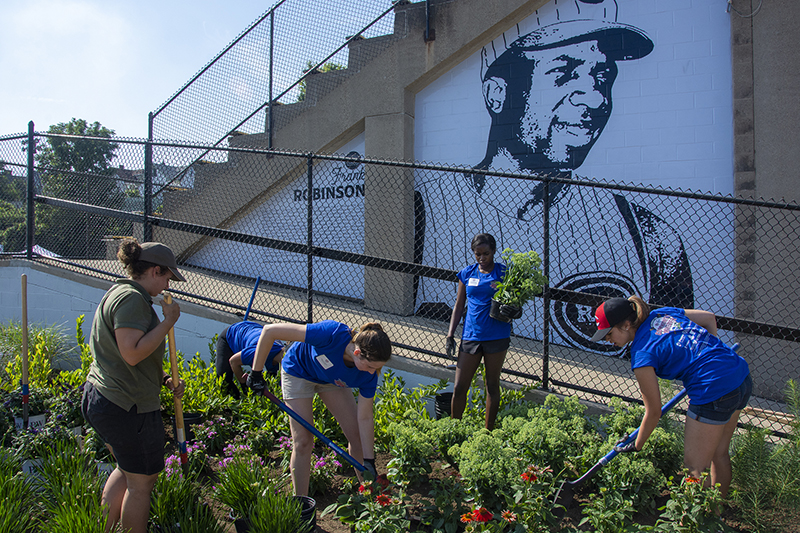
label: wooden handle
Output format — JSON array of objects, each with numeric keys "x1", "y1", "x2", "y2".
[{"x1": 164, "y1": 294, "x2": 187, "y2": 466}]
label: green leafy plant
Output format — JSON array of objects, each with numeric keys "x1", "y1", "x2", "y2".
[
  {"x1": 323, "y1": 475, "x2": 410, "y2": 533},
  {"x1": 653, "y1": 472, "x2": 730, "y2": 533},
  {"x1": 246, "y1": 493, "x2": 309, "y2": 533},
  {"x1": 52, "y1": 314, "x2": 92, "y2": 390},
  {"x1": 11, "y1": 423, "x2": 76, "y2": 461},
  {"x1": 214, "y1": 453, "x2": 277, "y2": 520},
  {"x1": 34, "y1": 440, "x2": 118, "y2": 533},
  {"x1": 160, "y1": 351, "x2": 234, "y2": 417},
  {"x1": 0, "y1": 452, "x2": 41, "y2": 533},
  {"x1": 0, "y1": 319, "x2": 73, "y2": 393},
  {"x1": 45, "y1": 385, "x2": 84, "y2": 428},
  {"x1": 492, "y1": 249, "x2": 547, "y2": 308},
  {"x1": 504, "y1": 464, "x2": 561, "y2": 533},
  {"x1": 386, "y1": 419, "x2": 435, "y2": 486},
  {"x1": 373, "y1": 371, "x2": 446, "y2": 450},
  {"x1": 150, "y1": 465, "x2": 222, "y2": 533},
  {"x1": 420, "y1": 468, "x2": 471, "y2": 533},
  {"x1": 309, "y1": 450, "x2": 342, "y2": 497},
  {"x1": 579, "y1": 486, "x2": 637, "y2": 533},
  {"x1": 2, "y1": 386, "x2": 50, "y2": 417},
  {"x1": 193, "y1": 415, "x2": 240, "y2": 456}
]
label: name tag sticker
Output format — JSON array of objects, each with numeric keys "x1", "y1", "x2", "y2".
[
  {"x1": 316, "y1": 354, "x2": 334, "y2": 369},
  {"x1": 468, "y1": 277, "x2": 480, "y2": 286}
]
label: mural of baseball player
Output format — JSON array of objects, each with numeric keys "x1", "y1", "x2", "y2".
[{"x1": 415, "y1": 0, "x2": 695, "y2": 354}]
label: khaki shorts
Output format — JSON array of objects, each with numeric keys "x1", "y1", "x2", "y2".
[{"x1": 281, "y1": 366, "x2": 344, "y2": 400}]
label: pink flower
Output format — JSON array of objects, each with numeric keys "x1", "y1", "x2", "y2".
[
  {"x1": 472, "y1": 507, "x2": 492, "y2": 522},
  {"x1": 501, "y1": 510, "x2": 517, "y2": 522}
]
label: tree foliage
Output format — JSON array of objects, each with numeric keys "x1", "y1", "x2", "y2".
[
  {"x1": 32, "y1": 118, "x2": 130, "y2": 258},
  {"x1": 297, "y1": 61, "x2": 345, "y2": 102}
]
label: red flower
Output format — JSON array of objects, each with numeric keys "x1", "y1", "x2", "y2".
[
  {"x1": 501, "y1": 510, "x2": 517, "y2": 522},
  {"x1": 460, "y1": 512, "x2": 473, "y2": 524},
  {"x1": 521, "y1": 471, "x2": 537, "y2": 482},
  {"x1": 686, "y1": 476, "x2": 701, "y2": 484},
  {"x1": 376, "y1": 474, "x2": 391, "y2": 491},
  {"x1": 375, "y1": 494, "x2": 391, "y2": 507},
  {"x1": 472, "y1": 507, "x2": 493, "y2": 522},
  {"x1": 358, "y1": 484, "x2": 370, "y2": 495}
]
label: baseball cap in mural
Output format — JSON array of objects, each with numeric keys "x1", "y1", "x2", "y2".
[
  {"x1": 480, "y1": 0, "x2": 653, "y2": 80},
  {"x1": 139, "y1": 242, "x2": 186, "y2": 282},
  {"x1": 591, "y1": 297, "x2": 635, "y2": 342}
]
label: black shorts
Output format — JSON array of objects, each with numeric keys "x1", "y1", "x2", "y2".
[
  {"x1": 460, "y1": 338, "x2": 511, "y2": 355},
  {"x1": 81, "y1": 381, "x2": 165, "y2": 475}
]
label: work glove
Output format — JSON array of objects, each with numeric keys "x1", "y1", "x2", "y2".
[
  {"x1": 363, "y1": 458, "x2": 377, "y2": 480},
  {"x1": 499, "y1": 304, "x2": 523, "y2": 320},
  {"x1": 246, "y1": 370, "x2": 266, "y2": 395},
  {"x1": 445, "y1": 336, "x2": 457, "y2": 358},
  {"x1": 613, "y1": 433, "x2": 639, "y2": 454}
]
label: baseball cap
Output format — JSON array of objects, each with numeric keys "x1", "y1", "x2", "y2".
[
  {"x1": 591, "y1": 297, "x2": 635, "y2": 342},
  {"x1": 481, "y1": 0, "x2": 653, "y2": 80},
  {"x1": 139, "y1": 242, "x2": 186, "y2": 282}
]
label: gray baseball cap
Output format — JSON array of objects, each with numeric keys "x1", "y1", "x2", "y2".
[{"x1": 140, "y1": 242, "x2": 186, "y2": 282}]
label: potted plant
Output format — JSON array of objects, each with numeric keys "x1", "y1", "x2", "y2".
[
  {"x1": 3, "y1": 387, "x2": 50, "y2": 431},
  {"x1": 490, "y1": 248, "x2": 547, "y2": 322}
]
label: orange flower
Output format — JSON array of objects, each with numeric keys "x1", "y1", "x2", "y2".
[
  {"x1": 686, "y1": 476, "x2": 701, "y2": 484},
  {"x1": 521, "y1": 471, "x2": 537, "y2": 482},
  {"x1": 375, "y1": 494, "x2": 391, "y2": 506},
  {"x1": 460, "y1": 512, "x2": 474, "y2": 523},
  {"x1": 472, "y1": 507, "x2": 493, "y2": 522},
  {"x1": 501, "y1": 510, "x2": 517, "y2": 522}
]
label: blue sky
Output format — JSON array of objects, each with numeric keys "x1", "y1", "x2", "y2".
[{"x1": 0, "y1": 0, "x2": 268, "y2": 139}]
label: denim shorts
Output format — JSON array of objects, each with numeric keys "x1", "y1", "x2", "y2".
[
  {"x1": 687, "y1": 373, "x2": 752, "y2": 425},
  {"x1": 81, "y1": 381, "x2": 165, "y2": 475},
  {"x1": 460, "y1": 337, "x2": 510, "y2": 355}
]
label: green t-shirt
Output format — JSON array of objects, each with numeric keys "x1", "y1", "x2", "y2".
[{"x1": 86, "y1": 279, "x2": 165, "y2": 413}]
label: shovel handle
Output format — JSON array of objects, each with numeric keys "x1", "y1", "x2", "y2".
[
  {"x1": 164, "y1": 294, "x2": 187, "y2": 468},
  {"x1": 261, "y1": 389, "x2": 366, "y2": 472}
]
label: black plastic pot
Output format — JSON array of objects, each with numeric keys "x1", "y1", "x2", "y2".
[
  {"x1": 171, "y1": 412, "x2": 203, "y2": 442},
  {"x1": 435, "y1": 392, "x2": 453, "y2": 420},
  {"x1": 489, "y1": 299, "x2": 522, "y2": 323}
]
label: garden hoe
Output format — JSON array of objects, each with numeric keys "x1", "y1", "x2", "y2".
[
  {"x1": 242, "y1": 276, "x2": 261, "y2": 321},
  {"x1": 553, "y1": 387, "x2": 688, "y2": 512},
  {"x1": 260, "y1": 389, "x2": 367, "y2": 474}
]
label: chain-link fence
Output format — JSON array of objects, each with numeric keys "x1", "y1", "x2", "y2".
[
  {"x1": 1, "y1": 131, "x2": 797, "y2": 437},
  {"x1": 149, "y1": 0, "x2": 399, "y2": 168}
]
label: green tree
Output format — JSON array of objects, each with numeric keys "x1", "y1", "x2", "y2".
[
  {"x1": 0, "y1": 162, "x2": 26, "y2": 253},
  {"x1": 296, "y1": 61, "x2": 345, "y2": 102},
  {"x1": 33, "y1": 118, "x2": 128, "y2": 258}
]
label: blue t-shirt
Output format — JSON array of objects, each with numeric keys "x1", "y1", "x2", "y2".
[
  {"x1": 457, "y1": 263, "x2": 512, "y2": 341},
  {"x1": 280, "y1": 320, "x2": 379, "y2": 398},
  {"x1": 225, "y1": 321, "x2": 283, "y2": 371},
  {"x1": 630, "y1": 308, "x2": 750, "y2": 405}
]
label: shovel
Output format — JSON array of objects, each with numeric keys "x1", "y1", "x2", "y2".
[
  {"x1": 260, "y1": 389, "x2": 366, "y2": 473},
  {"x1": 553, "y1": 387, "x2": 688, "y2": 510}
]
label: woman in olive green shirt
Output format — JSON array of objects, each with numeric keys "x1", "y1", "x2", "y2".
[{"x1": 82, "y1": 239, "x2": 185, "y2": 533}]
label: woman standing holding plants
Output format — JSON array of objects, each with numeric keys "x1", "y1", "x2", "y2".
[
  {"x1": 246, "y1": 320, "x2": 391, "y2": 496},
  {"x1": 591, "y1": 296, "x2": 751, "y2": 498},
  {"x1": 81, "y1": 239, "x2": 186, "y2": 533},
  {"x1": 445, "y1": 233, "x2": 511, "y2": 430}
]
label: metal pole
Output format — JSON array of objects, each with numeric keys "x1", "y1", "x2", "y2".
[
  {"x1": 306, "y1": 155, "x2": 314, "y2": 324},
  {"x1": 26, "y1": 121, "x2": 35, "y2": 259},
  {"x1": 268, "y1": 11, "x2": 274, "y2": 149},
  {"x1": 541, "y1": 177, "x2": 551, "y2": 390},
  {"x1": 144, "y1": 112, "x2": 154, "y2": 242}
]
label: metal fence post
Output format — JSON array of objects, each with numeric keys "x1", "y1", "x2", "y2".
[
  {"x1": 541, "y1": 177, "x2": 550, "y2": 390},
  {"x1": 26, "y1": 121, "x2": 35, "y2": 259},
  {"x1": 306, "y1": 154, "x2": 314, "y2": 323},
  {"x1": 144, "y1": 112, "x2": 154, "y2": 242},
  {"x1": 268, "y1": 11, "x2": 274, "y2": 149}
]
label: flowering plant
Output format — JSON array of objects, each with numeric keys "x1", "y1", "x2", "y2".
[
  {"x1": 46, "y1": 385, "x2": 84, "y2": 428},
  {"x1": 653, "y1": 471, "x2": 729, "y2": 532},
  {"x1": 503, "y1": 464, "x2": 560, "y2": 533},
  {"x1": 193, "y1": 415, "x2": 238, "y2": 455},
  {"x1": 11, "y1": 424, "x2": 76, "y2": 460},
  {"x1": 2, "y1": 387, "x2": 49, "y2": 417},
  {"x1": 309, "y1": 450, "x2": 342, "y2": 496},
  {"x1": 459, "y1": 506, "x2": 523, "y2": 532},
  {"x1": 322, "y1": 475, "x2": 409, "y2": 532}
]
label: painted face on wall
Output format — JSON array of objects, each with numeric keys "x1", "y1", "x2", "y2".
[{"x1": 518, "y1": 40, "x2": 618, "y2": 170}]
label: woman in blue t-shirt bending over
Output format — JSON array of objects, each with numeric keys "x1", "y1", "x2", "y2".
[
  {"x1": 246, "y1": 320, "x2": 391, "y2": 495},
  {"x1": 446, "y1": 233, "x2": 511, "y2": 430},
  {"x1": 591, "y1": 296, "x2": 751, "y2": 497}
]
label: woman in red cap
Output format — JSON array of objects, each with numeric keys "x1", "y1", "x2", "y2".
[{"x1": 591, "y1": 296, "x2": 751, "y2": 498}]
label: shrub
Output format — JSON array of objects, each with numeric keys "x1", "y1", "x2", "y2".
[{"x1": 386, "y1": 419, "x2": 435, "y2": 486}]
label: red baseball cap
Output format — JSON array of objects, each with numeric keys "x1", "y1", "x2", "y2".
[{"x1": 591, "y1": 298, "x2": 635, "y2": 342}]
